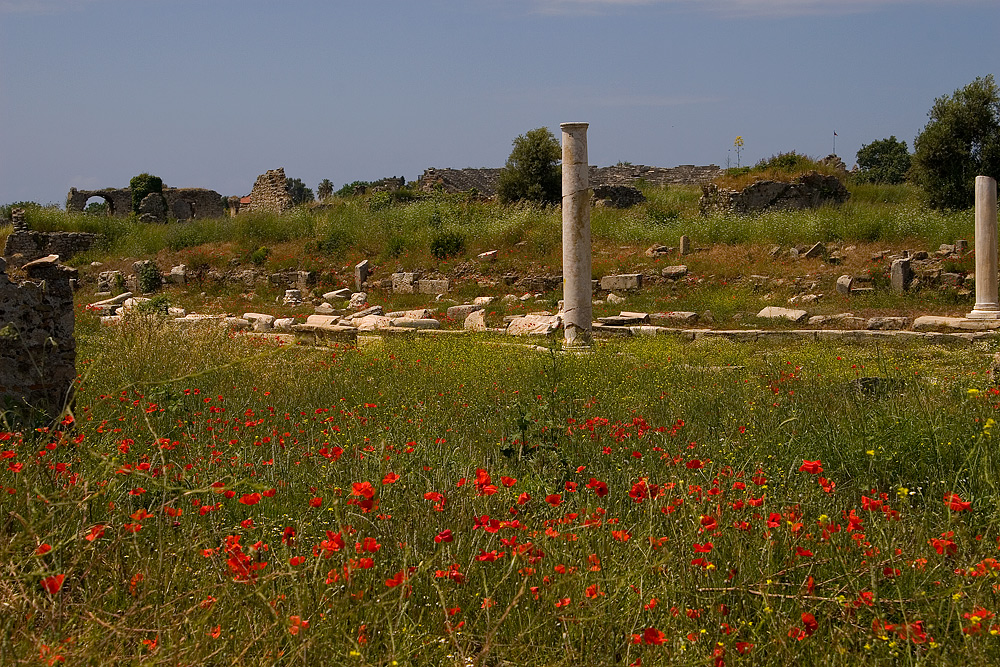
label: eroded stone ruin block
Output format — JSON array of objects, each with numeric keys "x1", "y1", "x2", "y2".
[{"x1": 0, "y1": 255, "x2": 77, "y2": 418}]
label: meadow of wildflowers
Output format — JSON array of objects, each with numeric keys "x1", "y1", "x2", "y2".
[{"x1": 4, "y1": 321, "x2": 1000, "y2": 665}]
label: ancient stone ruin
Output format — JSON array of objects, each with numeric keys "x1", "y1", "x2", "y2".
[
  {"x1": 0, "y1": 254, "x2": 77, "y2": 418},
  {"x1": 698, "y1": 171, "x2": 850, "y2": 215},
  {"x1": 418, "y1": 164, "x2": 722, "y2": 197},
  {"x1": 3, "y1": 208, "x2": 100, "y2": 268},
  {"x1": 243, "y1": 168, "x2": 293, "y2": 214},
  {"x1": 66, "y1": 186, "x2": 226, "y2": 220}
]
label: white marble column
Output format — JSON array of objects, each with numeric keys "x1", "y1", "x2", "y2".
[
  {"x1": 968, "y1": 175, "x2": 1000, "y2": 319},
  {"x1": 561, "y1": 122, "x2": 592, "y2": 346}
]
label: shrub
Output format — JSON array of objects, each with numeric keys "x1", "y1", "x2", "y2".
[
  {"x1": 129, "y1": 173, "x2": 163, "y2": 215},
  {"x1": 497, "y1": 127, "x2": 561, "y2": 205},
  {"x1": 248, "y1": 246, "x2": 270, "y2": 265},
  {"x1": 430, "y1": 230, "x2": 465, "y2": 259},
  {"x1": 136, "y1": 261, "x2": 162, "y2": 294}
]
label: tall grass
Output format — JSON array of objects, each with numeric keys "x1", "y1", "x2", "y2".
[{"x1": 7, "y1": 184, "x2": 977, "y2": 273}]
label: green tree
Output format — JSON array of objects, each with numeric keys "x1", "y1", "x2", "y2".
[
  {"x1": 129, "y1": 173, "x2": 163, "y2": 214},
  {"x1": 855, "y1": 136, "x2": 911, "y2": 184},
  {"x1": 285, "y1": 177, "x2": 314, "y2": 206},
  {"x1": 911, "y1": 75, "x2": 1000, "y2": 209},
  {"x1": 497, "y1": 127, "x2": 561, "y2": 205},
  {"x1": 317, "y1": 179, "x2": 334, "y2": 200}
]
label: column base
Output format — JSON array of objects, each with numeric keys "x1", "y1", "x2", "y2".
[{"x1": 967, "y1": 307, "x2": 1000, "y2": 320}]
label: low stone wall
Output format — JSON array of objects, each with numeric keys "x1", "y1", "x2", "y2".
[
  {"x1": 3, "y1": 230, "x2": 101, "y2": 267},
  {"x1": 417, "y1": 164, "x2": 722, "y2": 196},
  {"x1": 0, "y1": 255, "x2": 77, "y2": 418}
]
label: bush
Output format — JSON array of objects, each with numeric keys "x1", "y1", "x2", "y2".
[
  {"x1": 129, "y1": 173, "x2": 163, "y2": 215},
  {"x1": 497, "y1": 128, "x2": 561, "y2": 205},
  {"x1": 136, "y1": 261, "x2": 162, "y2": 294},
  {"x1": 430, "y1": 230, "x2": 465, "y2": 259},
  {"x1": 855, "y1": 136, "x2": 911, "y2": 184}
]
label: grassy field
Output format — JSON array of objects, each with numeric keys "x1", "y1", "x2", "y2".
[
  {"x1": 3, "y1": 181, "x2": 999, "y2": 664},
  {"x1": 3, "y1": 319, "x2": 1000, "y2": 665}
]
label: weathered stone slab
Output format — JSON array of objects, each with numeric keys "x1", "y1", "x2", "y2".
[
  {"x1": 661, "y1": 265, "x2": 688, "y2": 280},
  {"x1": 417, "y1": 279, "x2": 450, "y2": 294},
  {"x1": 804, "y1": 241, "x2": 825, "y2": 259},
  {"x1": 390, "y1": 318, "x2": 441, "y2": 330},
  {"x1": 891, "y1": 258, "x2": 913, "y2": 292},
  {"x1": 349, "y1": 305, "x2": 383, "y2": 319},
  {"x1": 757, "y1": 306, "x2": 808, "y2": 322},
  {"x1": 865, "y1": 316, "x2": 910, "y2": 330},
  {"x1": 392, "y1": 273, "x2": 416, "y2": 294},
  {"x1": 506, "y1": 314, "x2": 562, "y2": 336},
  {"x1": 836, "y1": 275, "x2": 853, "y2": 296},
  {"x1": 355, "y1": 260, "x2": 370, "y2": 291},
  {"x1": 649, "y1": 311, "x2": 698, "y2": 323},
  {"x1": 600, "y1": 274, "x2": 642, "y2": 291},
  {"x1": 323, "y1": 288, "x2": 352, "y2": 301},
  {"x1": 446, "y1": 304, "x2": 482, "y2": 320},
  {"x1": 912, "y1": 315, "x2": 1000, "y2": 331},
  {"x1": 354, "y1": 315, "x2": 394, "y2": 331},
  {"x1": 464, "y1": 310, "x2": 487, "y2": 331}
]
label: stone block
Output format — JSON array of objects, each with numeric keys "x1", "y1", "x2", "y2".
[
  {"x1": 804, "y1": 241, "x2": 825, "y2": 259},
  {"x1": 836, "y1": 275, "x2": 853, "y2": 295},
  {"x1": 679, "y1": 235, "x2": 691, "y2": 255},
  {"x1": 649, "y1": 311, "x2": 698, "y2": 323},
  {"x1": 392, "y1": 272, "x2": 416, "y2": 294},
  {"x1": 350, "y1": 305, "x2": 383, "y2": 319},
  {"x1": 600, "y1": 274, "x2": 643, "y2": 291},
  {"x1": 242, "y1": 313, "x2": 275, "y2": 332},
  {"x1": 283, "y1": 289, "x2": 302, "y2": 305},
  {"x1": 506, "y1": 314, "x2": 562, "y2": 336},
  {"x1": 324, "y1": 288, "x2": 352, "y2": 301},
  {"x1": 390, "y1": 318, "x2": 441, "y2": 330},
  {"x1": 417, "y1": 279, "x2": 450, "y2": 294},
  {"x1": 477, "y1": 250, "x2": 498, "y2": 262},
  {"x1": 464, "y1": 310, "x2": 487, "y2": 331},
  {"x1": 865, "y1": 316, "x2": 911, "y2": 330},
  {"x1": 661, "y1": 265, "x2": 688, "y2": 280},
  {"x1": 890, "y1": 258, "x2": 913, "y2": 292},
  {"x1": 355, "y1": 259, "x2": 370, "y2": 291},
  {"x1": 349, "y1": 292, "x2": 367, "y2": 309},
  {"x1": 354, "y1": 315, "x2": 393, "y2": 332},
  {"x1": 447, "y1": 304, "x2": 482, "y2": 320},
  {"x1": 756, "y1": 306, "x2": 808, "y2": 323}
]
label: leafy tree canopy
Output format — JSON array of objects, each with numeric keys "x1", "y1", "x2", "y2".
[
  {"x1": 855, "y1": 136, "x2": 911, "y2": 184},
  {"x1": 911, "y1": 75, "x2": 1000, "y2": 209},
  {"x1": 317, "y1": 179, "x2": 334, "y2": 200},
  {"x1": 497, "y1": 127, "x2": 561, "y2": 205},
  {"x1": 129, "y1": 173, "x2": 163, "y2": 215},
  {"x1": 285, "y1": 178, "x2": 315, "y2": 206}
]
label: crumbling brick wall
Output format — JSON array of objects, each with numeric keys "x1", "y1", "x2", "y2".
[
  {"x1": 0, "y1": 254, "x2": 77, "y2": 418},
  {"x1": 244, "y1": 168, "x2": 293, "y2": 214}
]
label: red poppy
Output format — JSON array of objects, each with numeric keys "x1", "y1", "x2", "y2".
[
  {"x1": 382, "y1": 472, "x2": 400, "y2": 485},
  {"x1": 35, "y1": 543, "x2": 52, "y2": 556},
  {"x1": 801, "y1": 612, "x2": 818, "y2": 636},
  {"x1": 545, "y1": 494, "x2": 562, "y2": 507},
  {"x1": 40, "y1": 574, "x2": 65, "y2": 594},
  {"x1": 435, "y1": 529, "x2": 453, "y2": 543},
  {"x1": 238, "y1": 493, "x2": 262, "y2": 505},
  {"x1": 798, "y1": 460, "x2": 823, "y2": 475},
  {"x1": 642, "y1": 627, "x2": 666, "y2": 645},
  {"x1": 944, "y1": 493, "x2": 972, "y2": 512},
  {"x1": 500, "y1": 476, "x2": 517, "y2": 487},
  {"x1": 586, "y1": 478, "x2": 609, "y2": 497},
  {"x1": 309, "y1": 497, "x2": 322, "y2": 508}
]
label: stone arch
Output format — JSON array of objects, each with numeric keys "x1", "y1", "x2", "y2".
[
  {"x1": 83, "y1": 194, "x2": 115, "y2": 216},
  {"x1": 66, "y1": 188, "x2": 132, "y2": 217}
]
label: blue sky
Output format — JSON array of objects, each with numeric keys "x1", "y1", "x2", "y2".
[{"x1": 1, "y1": 0, "x2": 997, "y2": 205}]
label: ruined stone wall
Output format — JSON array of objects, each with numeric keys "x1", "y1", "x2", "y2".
[
  {"x1": 244, "y1": 168, "x2": 293, "y2": 214},
  {"x1": 66, "y1": 186, "x2": 225, "y2": 219},
  {"x1": 3, "y1": 208, "x2": 100, "y2": 267},
  {"x1": 417, "y1": 164, "x2": 721, "y2": 196},
  {"x1": 3, "y1": 231, "x2": 101, "y2": 267},
  {"x1": 0, "y1": 255, "x2": 77, "y2": 417},
  {"x1": 66, "y1": 188, "x2": 132, "y2": 217},
  {"x1": 699, "y1": 171, "x2": 850, "y2": 215}
]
